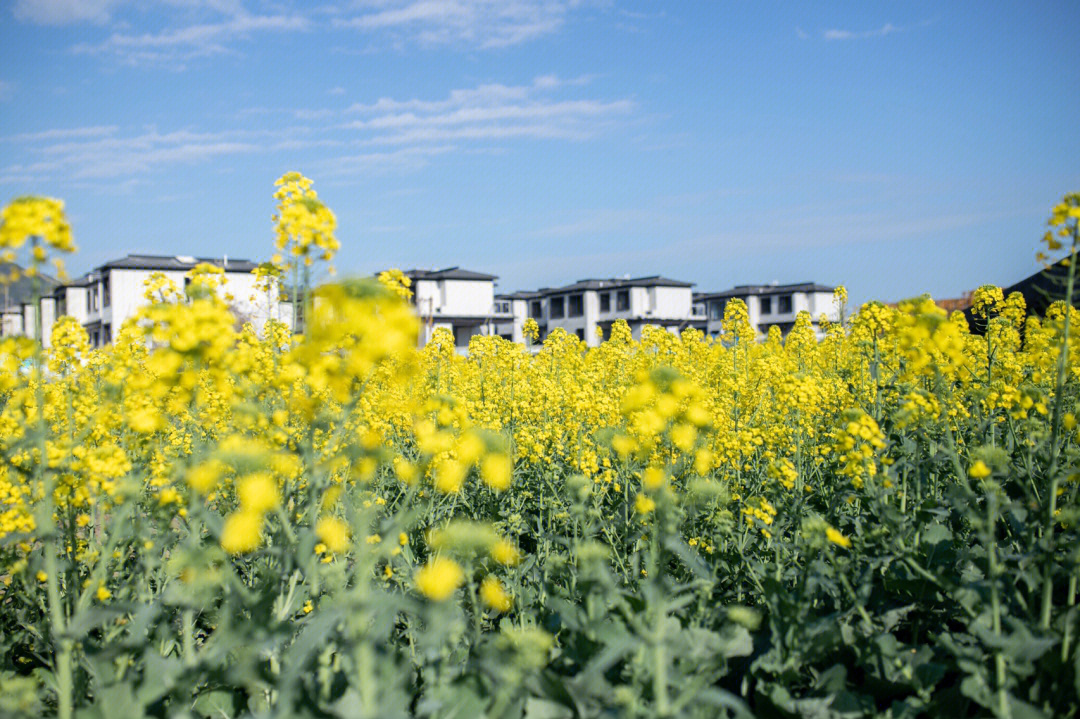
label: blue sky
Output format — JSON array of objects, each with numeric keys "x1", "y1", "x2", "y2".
[{"x1": 1, "y1": 1, "x2": 1077, "y2": 305}]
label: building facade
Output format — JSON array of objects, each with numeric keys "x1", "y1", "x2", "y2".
[
  {"x1": 0, "y1": 263, "x2": 60, "y2": 339},
  {"x1": 496, "y1": 276, "x2": 706, "y2": 347},
  {"x1": 10, "y1": 254, "x2": 287, "y2": 348},
  {"x1": 405, "y1": 267, "x2": 512, "y2": 349},
  {"x1": 699, "y1": 282, "x2": 838, "y2": 338}
]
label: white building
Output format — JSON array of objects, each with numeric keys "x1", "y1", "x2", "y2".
[
  {"x1": 699, "y1": 282, "x2": 838, "y2": 338},
  {"x1": 496, "y1": 276, "x2": 705, "y2": 348},
  {"x1": 0, "y1": 263, "x2": 61, "y2": 340},
  {"x1": 405, "y1": 267, "x2": 513, "y2": 349},
  {"x1": 16, "y1": 254, "x2": 287, "y2": 348}
]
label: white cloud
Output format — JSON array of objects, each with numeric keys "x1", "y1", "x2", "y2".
[
  {"x1": 335, "y1": 0, "x2": 592, "y2": 49},
  {"x1": 317, "y1": 145, "x2": 457, "y2": 176},
  {"x1": 12, "y1": 0, "x2": 119, "y2": 25},
  {"x1": 1, "y1": 125, "x2": 118, "y2": 142},
  {"x1": 0, "y1": 128, "x2": 262, "y2": 182},
  {"x1": 339, "y1": 77, "x2": 631, "y2": 146},
  {"x1": 823, "y1": 22, "x2": 901, "y2": 41},
  {"x1": 0, "y1": 74, "x2": 630, "y2": 184},
  {"x1": 73, "y1": 11, "x2": 311, "y2": 65}
]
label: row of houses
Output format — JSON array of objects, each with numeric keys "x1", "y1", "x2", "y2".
[
  {"x1": 406, "y1": 267, "x2": 839, "y2": 349},
  {"x1": 2, "y1": 254, "x2": 288, "y2": 348},
  {"x1": 1, "y1": 253, "x2": 840, "y2": 350}
]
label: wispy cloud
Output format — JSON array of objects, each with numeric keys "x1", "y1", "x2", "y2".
[
  {"x1": 0, "y1": 127, "x2": 262, "y2": 182},
  {"x1": 16, "y1": 1, "x2": 595, "y2": 69},
  {"x1": 822, "y1": 19, "x2": 938, "y2": 42},
  {"x1": 340, "y1": 75, "x2": 632, "y2": 146},
  {"x1": 334, "y1": 0, "x2": 594, "y2": 49},
  {"x1": 12, "y1": 0, "x2": 119, "y2": 25},
  {"x1": 0, "y1": 74, "x2": 631, "y2": 184},
  {"x1": 72, "y1": 10, "x2": 311, "y2": 67},
  {"x1": 316, "y1": 145, "x2": 457, "y2": 177},
  {"x1": 1, "y1": 125, "x2": 118, "y2": 142}
]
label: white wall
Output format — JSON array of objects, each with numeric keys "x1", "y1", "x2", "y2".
[
  {"x1": 441, "y1": 279, "x2": 493, "y2": 316},
  {"x1": 106, "y1": 268, "x2": 270, "y2": 333},
  {"x1": 39, "y1": 298, "x2": 55, "y2": 347},
  {"x1": 64, "y1": 286, "x2": 88, "y2": 324},
  {"x1": 1, "y1": 309, "x2": 23, "y2": 337},
  {"x1": 651, "y1": 286, "x2": 692, "y2": 319}
]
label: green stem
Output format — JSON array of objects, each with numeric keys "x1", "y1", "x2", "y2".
[
  {"x1": 182, "y1": 608, "x2": 196, "y2": 668},
  {"x1": 987, "y1": 490, "x2": 1010, "y2": 718},
  {"x1": 46, "y1": 542, "x2": 73, "y2": 719},
  {"x1": 1042, "y1": 232, "x2": 1077, "y2": 631}
]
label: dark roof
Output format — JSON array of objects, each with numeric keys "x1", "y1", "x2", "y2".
[
  {"x1": 964, "y1": 257, "x2": 1078, "y2": 333},
  {"x1": 496, "y1": 290, "x2": 544, "y2": 300},
  {"x1": 64, "y1": 274, "x2": 96, "y2": 288},
  {"x1": 0, "y1": 263, "x2": 60, "y2": 310},
  {"x1": 1003, "y1": 258, "x2": 1077, "y2": 317},
  {"x1": 405, "y1": 267, "x2": 498, "y2": 281},
  {"x1": 100, "y1": 254, "x2": 259, "y2": 272},
  {"x1": 699, "y1": 282, "x2": 835, "y2": 300},
  {"x1": 523, "y1": 275, "x2": 693, "y2": 296}
]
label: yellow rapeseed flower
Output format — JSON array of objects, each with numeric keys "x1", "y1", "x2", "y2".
[
  {"x1": 635, "y1": 493, "x2": 656, "y2": 515},
  {"x1": 221, "y1": 511, "x2": 263, "y2": 555},
  {"x1": 414, "y1": 557, "x2": 464, "y2": 601},
  {"x1": 237, "y1": 473, "x2": 279, "y2": 513},
  {"x1": 480, "y1": 576, "x2": 512, "y2": 612},
  {"x1": 480, "y1": 454, "x2": 512, "y2": 491},
  {"x1": 490, "y1": 539, "x2": 521, "y2": 566},
  {"x1": 316, "y1": 517, "x2": 350, "y2": 554},
  {"x1": 641, "y1": 466, "x2": 665, "y2": 491},
  {"x1": 434, "y1": 459, "x2": 467, "y2": 494},
  {"x1": 825, "y1": 526, "x2": 852, "y2": 549}
]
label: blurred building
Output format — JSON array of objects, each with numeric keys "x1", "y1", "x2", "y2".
[
  {"x1": 698, "y1": 282, "x2": 839, "y2": 338},
  {"x1": 8, "y1": 254, "x2": 289, "y2": 348},
  {"x1": 495, "y1": 276, "x2": 705, "y2": 347},
  {"x1": 0, "y1": 262, "x2": 61, "y2": 339},
  {"x1": 405, "y1": 267, "x2": 512, "y2": 350}
]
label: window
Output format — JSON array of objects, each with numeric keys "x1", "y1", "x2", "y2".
[
  {"x1": 568, "y1": 294, "x2": 584, "y2": 317},
  {"x1": 494, "y1": 300, "x2": 510, "y2": 313},
  {"x1": 86, "y1": 291, "x2": 92, "y2": 313},
  {"x1": 760, "y1": 296, "x2": 772, "y2": 314},
  {"x1": 454, "y1": 326, "x2": 471, "y2": 348},
  {"x1": 102, "y1": 278, "x2": 110, "y2": 308},
  {"x1": 600, "y1": 292, "x2": 611, "y2": 312},
  {"x1": 550, "y1": 296, "x2": 565, "y2": 319},
  {"x1": 778, "y1": 295, "x2": 792, "y2": 314},
  {"x1": 616, "y1": 290, "x2": 630, "y2": 311},
  {"x1": 102, "y1": 326, "x2": 112, "y2": 344},
  {"x1": 575, "y1": 328, "x2": 584, "y2": 340},
  {"x1": 530, "y1": 300, "x2": 543, "y2": 318},
  {"x1": 709, "y1": 300, "x2": 726, "y2": 319}
]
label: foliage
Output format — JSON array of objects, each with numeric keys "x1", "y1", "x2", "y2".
[{"x1": 0, "y1": 187, "x2": 1079, "y2": 718}]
